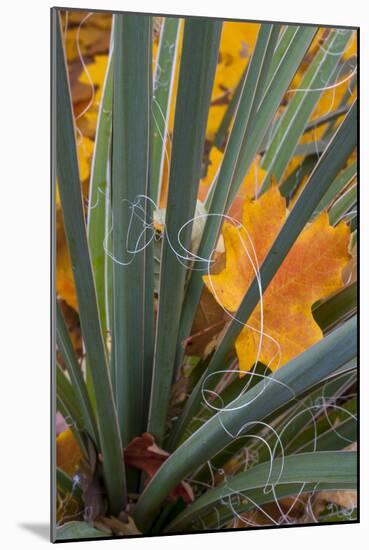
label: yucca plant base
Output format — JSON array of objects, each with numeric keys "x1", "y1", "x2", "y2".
[{"x1": 53, "y1": 8, "x2": 358, "y2": 541}]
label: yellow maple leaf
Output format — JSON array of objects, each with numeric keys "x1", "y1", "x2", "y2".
[
  {"x1": 203, "y1": 184, "x2": 351, "y2": 375},
  {"x1": 56, "y1": 428, "x2": 84, "y2": 523},
  {"x1": 77, "y1": 135, "x2": 94, "y2": 182},
  {"x1": 56, "y1": 219, "x2": 78, "y2": 311},
  {"x1": 57, "y1": 428, "x2": 83, "y2": 477},
  {"x1": 78, "y1": 54, "x2": 108, "y2": 104},
  {"x1": 77, "y1": 55, "x2": 109, "y2": 137}
]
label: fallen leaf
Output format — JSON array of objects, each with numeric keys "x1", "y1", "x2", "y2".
[
  {"x1": 203, "y1": 184, "x2": 351, "y2": 374},
  {"x1": 78, "y1": 54, "x2": 109, "y2": 105},
  {"x1": 65, "y1": 26, "x2": 110, "y2": 61},
  {"x1": 57, "y1": 428, "x2": 83, "y2": 477},
  {"x1": 66, "y1": 11, "x2": 112, "y2": 31},
  {"x1": 315, "y1": 490, "x2": 357, "y2": 511},
  {"x1": 124, "y1": 433, "x2": 194, "y2": 504}
]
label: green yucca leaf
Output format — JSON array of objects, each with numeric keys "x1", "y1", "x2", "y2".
[
  {"x1": 280, "y1": 155, "x2": 316, "y2": 199},
  {"x1": 176, "y1": 25, "x2": 317, "y2": 382},
  {"x1": 227, "y1": 26, "x2": 317, "y2": 206},
  {"x1": 133, "y1": 316, "x2": 356, "y2": 531},
  {"x1": 56, "y1": 303, "x2": 98, "y2": 444},
  {"x1": 56, "y1": 396, "x2": 87, "y2": 458},
  {"x1": 202, "y1": 483, "x2": 355, "y2": 529},
  {"x1": 151, "y1": 17, "x2": 180, "y2": 203},
  {"x1": 56, "y1": 363, "x2": 84, "y2": 434},
  {"x1": 350, "y1": 215, "x2": 357, "y2": 233},
  {"x1": 165, "y1": 452, "x2": 357, "y2": 532},
  {"x1": 147, "y1": 18, "x2": 222, "y2": 445},
  {"x1": 264, "y1": 25, "x2": 299, "y2": 89},
  {"x1": 279, "y1": 155, "x2": 318, "y2": 201},
  {"x1": 263, "y1": 367, "x2": 356, "y2": 454},
  {"x1": 56, "y1": 522, "x2": 108, "y2": 540},
  {"x1": 111, "y1": 14, "x2": 154, "y2": 445},
  {"x1": 177, "y1": 359, "x2": 356, "y2": 487},
  {"x1": 261, "y1": 29, "x2": 353, "y2": 190},
  {"x1": 313, "y1": 282, "x2": 357, "y2": 333},
  {"x1": 259, "y1": 105, "x2": 350, "y2": 159},
  {"x1": 169, "y1": 100, "x2": 357, "y2": 449},
  {"x1": 53, "y1": 12, "x2": 126, "y2": 514},
  {"x1": 294, "y1": 138, "x2": 330, "y2": 156},
  {"x1": 304, "y1": 105, "x2": 351, "y2": 132},
  {"x1": 57, "y1": 467, "x2": 83, "y2": 500},
  {"x1": 292, "y1": 401, "x2": 357, "y2": 454},
  {"x1": 212, "y1": 65, "x2": 246, "y2": 151},
  {"x1": 315, "y1": 161, "x2": 357, "y2": 216},
  {"x1": 254, "y1": 370, "x2": 356, "y2": 465},
  {"x1": 87, "y1": 45, "x2": 113, "y2": 342},
  {"x1": 329, "y1": 185, "x2": 357, "y2": 225}
]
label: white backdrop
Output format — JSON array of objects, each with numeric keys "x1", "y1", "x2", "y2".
[{"x1": 0, "y1": 1, "x2": 366, "y2": 548}]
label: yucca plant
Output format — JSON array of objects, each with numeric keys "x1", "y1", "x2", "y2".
[{"x1": 52, "y1": 9, "x2": 358, "y2": 541}]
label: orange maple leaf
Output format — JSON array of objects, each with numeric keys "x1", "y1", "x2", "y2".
[
  {"x1": 57, "y1": 428, "x2": 83, "y2": 477},
  {"x1": 203, "y1": 184, "x2": 351, "y2": 375}
]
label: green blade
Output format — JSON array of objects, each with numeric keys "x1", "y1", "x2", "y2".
[
  {"x1": 264, "y1": 25, "x2": 300, "y2": 91},
  {"x1": 56, "y1": 302, "x2": 98, "y2": 444},
  {"x1": 169, "y1": 101, "x2": 357, "y2": 449},
  {"x1": 290, "y1": 401, "x2": 357, "y2": 455},
  {"x1": 57, "y1": 467, "x2": 83, "y2": 500},
  {"x1": 151, "y1": 17, "x2": 180, "y2": 203},
  {"x1": 204, "y1": 482, "x2": 355, "y2": 529},
  {"x1": 227, "y1": 26, "x2": 317, "y2": 207},
  {"x1": 279, "y1": 111, "x2": 355, "y2": 203},
  {"x1": 165, "y1": 451, "x2": 357, "y2": 532},
  {"x1": 56, "y1": 522, "x2": 108, "y2": 540},
  {"x1": 87, "y1": 43, "x2": 113, "y2": 342},
  {"x1": 111, "y1": 14, "x2": 154, "y2": 444},
  {"x1": 192, "y1": 362, "x2": 356, "y2": 486},
  {"x1": 53, "y1": 11, "x2": 126, "y2": 514},
  {"x1": 133, "y1": 316, "x2": 356, "y2": 532},
  {"x1": 329, "y1": 184, "x2": 357, "y2": 225},
  {"x1": 280, "y1": 155, "x2": 316, "y2": 200},
  {"x1": 56, "y1": 396, "x2": 87, "y2": 458},
  {"x1": 313, "y1": 282, "x2": 357, "y2": 333},
  {"x1": 261, "y1": 29, "x2": 353, "y2": 190},
  {"x1": 56, "y1": 363, "x2": 84, "y2": 435},
  {"x1": 212, "y1": 65, "x2": 246, "y2": 151},
  {"x1": 147, "y1": 18, "x2": 222, "y2": 445},
  {"x1": 256, "y1": 374, "x2": 357, "y2": 463}
]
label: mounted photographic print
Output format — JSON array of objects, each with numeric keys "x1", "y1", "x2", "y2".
[{"x1": 51, "y1": 7, "x2": 358, "y2": 542}]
